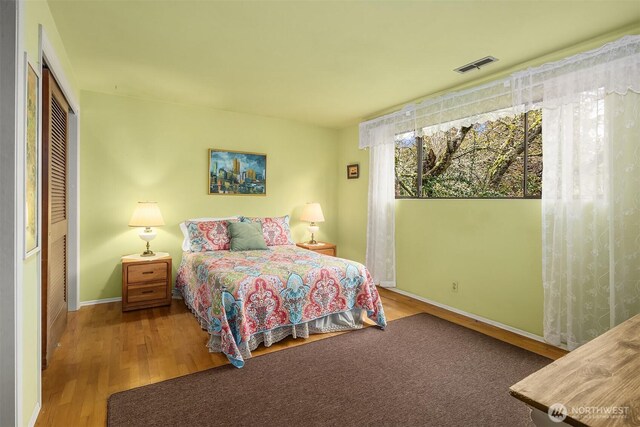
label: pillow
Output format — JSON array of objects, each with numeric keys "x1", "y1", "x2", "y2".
[
  {"x1": 185, "y1": 219, "x2": 238, "y2": 252},
  {"x1": 228, "y1": 221, "x2": 268, "y2": 251},
  {"x1": 241, "y1": 215, "x2": 294, "y2": 246},
  {"x1": 180, "y1": 216, "x2": 237, "y2": 251}
]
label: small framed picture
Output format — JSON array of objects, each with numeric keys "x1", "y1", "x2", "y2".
[{"x1": 347, "y1": 163, "x2": 359, "y2": 179}]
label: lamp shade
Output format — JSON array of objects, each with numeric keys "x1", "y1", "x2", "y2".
[
  {"x1": 300, "y1": 202, "x2": 325, "y2": 223},
  {"x1": 128, "y1": 201, "x2": 165, "y2": 227}
]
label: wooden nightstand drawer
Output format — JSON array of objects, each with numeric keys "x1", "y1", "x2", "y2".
[
  {"x1": 296, "y1": 242, "x2": 337, "y2": 257},
  {"x1": 316, "y1": 248, "x2": 336, "y2": 256},
  {"x1": 127, "y1": 263, "x2": 168, "y2": 284},
  {"x1": 127, "y1": 283, "x2": 167, "y2": 303}
]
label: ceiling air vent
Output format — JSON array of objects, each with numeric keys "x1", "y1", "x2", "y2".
[{"x1": 454, "y1": 56, "x2": 498, "y2": 74}]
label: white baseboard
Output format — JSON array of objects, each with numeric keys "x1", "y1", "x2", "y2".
[
  {"x1": 28, "y1": 402, "x2": 40, "y2": 427},
  {"x1": 79, "y1": 295, "x2": 182, "y2": 307},
  {"x1": 387, "y1": 287, "x2": 547, "y2": 344},
  {"x1": 78, "y1": 296, "x2": 122, "y2": 307}
]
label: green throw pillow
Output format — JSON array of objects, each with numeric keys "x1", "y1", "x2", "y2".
[{"x1": 228, "y1": 221, "x2": 268, "y2": 251}]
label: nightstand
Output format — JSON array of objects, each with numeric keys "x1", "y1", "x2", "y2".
[
  {"x1": 296, "y1": 242, "x2": 337, "y2": 257},
  {"x1": 121, "y1": 252, "x2": 172, "y2": 312}
]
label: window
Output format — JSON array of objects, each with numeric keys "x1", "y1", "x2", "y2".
[{"x1": 395, "y1": 110, "x2": 542, "y2": 198}]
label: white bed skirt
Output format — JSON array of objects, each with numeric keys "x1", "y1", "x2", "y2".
[{"x1": 207, "y1": 309, "x2": 365, "y2": 360}]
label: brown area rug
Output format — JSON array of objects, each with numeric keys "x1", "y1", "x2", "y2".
[{"x1": 108, "y1": 313, "x2": 548, "y2": 426}]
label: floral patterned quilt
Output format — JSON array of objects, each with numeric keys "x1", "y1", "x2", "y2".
[{"x1": 175, "y1": 245, "x2": 387, "y2": 367}]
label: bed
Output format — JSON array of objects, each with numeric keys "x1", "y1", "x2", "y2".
[{"x1": 175, "y1": 244, "x2": 387, "y2": 367}]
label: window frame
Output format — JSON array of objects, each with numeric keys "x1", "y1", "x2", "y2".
[{"x1": 395, "y1": 110, "x2": 542, "y2": 200}]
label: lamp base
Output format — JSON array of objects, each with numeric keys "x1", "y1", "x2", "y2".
[
  {"x1": 140, "y1": 236, "x2": 155, "y2": 257},
  {"x1": 307, "y1": 223, "x2": 320, "y2": 246}
]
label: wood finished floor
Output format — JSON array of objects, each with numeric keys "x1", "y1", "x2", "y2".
[{"x1": 36, "y1": 288, "x2": 565, "y2": 426}]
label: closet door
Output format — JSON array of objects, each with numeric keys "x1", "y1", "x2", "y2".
[{"x1": 41, "y1": 68, "x2": 69, "y2": 369}]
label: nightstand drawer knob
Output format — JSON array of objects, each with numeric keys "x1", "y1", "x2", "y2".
[
  {"x1": 142, "y1": 271, "x2": 153, "y2": 275},
  {"x1": 141, "y1": 290, "x2": 154, "y2": 294}
]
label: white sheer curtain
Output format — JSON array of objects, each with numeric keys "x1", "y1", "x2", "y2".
[
  {"x1": 361, "y1": 124, "x2": 396, "y2": 287},
  {"x1": 542, "y1": 89, "x2": 640, "y2": 349},
  {"x1": 511, "y1": 36, "x2": 640, "y2": 110},
  {"x1": 542, "y1": 89, "x2": 640, "y2": 350},
  {"x1": 360, "y1": 80, "x2": 520, "y2": 140},
  {"x1": 522, "y1": 36, "x2": 640, "y2": 349}
]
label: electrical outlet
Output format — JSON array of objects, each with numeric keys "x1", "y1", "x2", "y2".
[{"x1": 452, "y1": 281, "x2": 459, "y2": 292}]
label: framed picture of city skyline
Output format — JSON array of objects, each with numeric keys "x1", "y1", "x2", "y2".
[{"x1": 208, "y1": 149, "x2": 267, "y2": 195}]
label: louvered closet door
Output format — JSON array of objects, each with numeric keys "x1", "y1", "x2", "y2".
[{"x1": 42, "y1": 69, "x2": 69, "y2": 369}]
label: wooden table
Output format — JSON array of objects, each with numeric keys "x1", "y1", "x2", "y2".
[{"x1": 510, "y1": 314, "x2": 640, "y2": 426}]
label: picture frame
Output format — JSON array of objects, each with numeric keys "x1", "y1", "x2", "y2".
[
  {"x1": 347, "y1": 163, "x2": 359, "y2": 179},
  {"x1": 208, "y1": 149, "x2": 267, "y2": 195},
  {"x1": 24, "y1": 54, "x2": 41, "y2": 258}
]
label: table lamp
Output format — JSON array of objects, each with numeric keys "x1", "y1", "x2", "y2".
[
  {"x1": 300, "y1": 202, "x2": 325, "y2": 245},
  {"x1": 129, "y1": 201, "x2": 165, "y2": 256}
]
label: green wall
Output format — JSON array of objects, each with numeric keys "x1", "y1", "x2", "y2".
[
  {"x1": 337, "y1": 126, "x2": 368, "y2": 264},
  {"x1": 396, "y1": 200, "x2": 543, "y2": 334},
  {"x1": 79, "y1": 91, "x2": 338, "y2": 302},
  {"x1": 20, "y1": 256, "x2": 39, "y2": 426}
]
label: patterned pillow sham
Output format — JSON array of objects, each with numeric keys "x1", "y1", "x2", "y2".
[
  {"x1": 180, "y1": 216, "x2": 238, "y2": 251},
  {"x1": 240, "y1": 215, "x2": 294, "y2": 246},
  {"x1": 185, "y1": 219, "x2": 238, "y2": 252}
]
